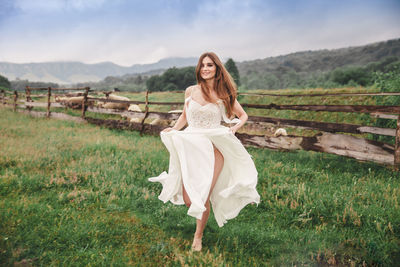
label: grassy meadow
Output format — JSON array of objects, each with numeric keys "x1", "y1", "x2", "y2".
[{"x1": 1, "y1": 90, "x2": 400, "y2": 266}]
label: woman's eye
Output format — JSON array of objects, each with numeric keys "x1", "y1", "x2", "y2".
[{"x1": 202, "y1": 63, "x2": 214, "y2": 68}]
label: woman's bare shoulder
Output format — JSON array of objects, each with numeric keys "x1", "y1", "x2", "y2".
[
  {"x1": 186, "y1": 84, "x2": 200, "y2": 92},
  {"x1": 185, "y1": 84, "x2": 200, "y2": 97}
]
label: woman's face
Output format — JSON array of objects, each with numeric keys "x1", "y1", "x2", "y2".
[{"x1": 200, "y1": 56, "x2": 216, "y2": 80}]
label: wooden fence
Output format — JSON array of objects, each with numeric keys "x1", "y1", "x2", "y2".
[{"x1": 1, "y1": 86, "x2": 400, "y2": 168}]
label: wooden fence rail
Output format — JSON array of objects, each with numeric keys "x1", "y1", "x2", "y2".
[
  {"x1": 86, "y1": 97, "x2": 400, "y2": 115},
  {"x1": 1, "y1": 87, "x2": 399, "y2": 168},
  {"x1": 24, "y1": 86, "x2": 91, "y2": 91},
  {"x1": 242, "y1": 103, "x2": 400, "y2": 114},
  {"x1": 238, "y1": 91, "x2": 400, "y2": 97},
  {"x1": 160, "y1": 90, "x2": 400, "y2": 97},
  {"x1": 82, "y1": 107, "x2": 395, "y2": 137}
]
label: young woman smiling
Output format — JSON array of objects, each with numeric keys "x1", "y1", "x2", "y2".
[{"x1": 149, "y1": 52, "x2": 260, "y2": 251}]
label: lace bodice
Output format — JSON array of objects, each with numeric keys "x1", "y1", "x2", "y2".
[{"x1": 185, "y1": 97, "x2": 240, "y2": 129}]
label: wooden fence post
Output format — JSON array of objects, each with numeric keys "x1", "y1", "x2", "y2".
[
  {"x1": 81, "y1": 87, "x2": 90, "y2": 118},
  {"x1": 47, "y1": 87, "x2": 51, "y2": 118},
  {"x1": 394, "y1": 115, "x2": 400, "y2": 170},
  {"x1": 0, "y1": 89, "x2": 4, "y2": 105},
  {"x1": 13, "y1": 90, "x2": 18, "y2": 112},
  {"x1": 140, "y1": 90, "x2": 150, "y2": 135},
  {"x1": 25, "y1": 86, "x2": 32, "y2": 111}
]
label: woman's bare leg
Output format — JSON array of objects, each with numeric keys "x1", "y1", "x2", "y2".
[
  {"x1": 192, "y1": 145, "x2": 224, "y2": 251},
  {"x1": 182, "y1": 184, "x2": 191, "y2": 208}
]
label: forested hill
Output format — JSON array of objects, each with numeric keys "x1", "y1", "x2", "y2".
[
  {"x1": 238, "y1": 38, "x2": 400, "y2": 89},
  {"x1": 3, "y1": 38, "x2": 400, "y2": 91}
]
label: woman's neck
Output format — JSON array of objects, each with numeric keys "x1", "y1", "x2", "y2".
[{"x1": 205, "y1": 78, "x2": 215, "y2": 91}]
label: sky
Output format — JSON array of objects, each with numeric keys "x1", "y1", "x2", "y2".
[{"x1": 0, "y1": 0, "x2": 399, "y2": 66}]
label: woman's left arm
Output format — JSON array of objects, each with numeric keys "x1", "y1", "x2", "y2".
[{"x1": 230, "y1": 99, "x2": 248, "y2": 134}]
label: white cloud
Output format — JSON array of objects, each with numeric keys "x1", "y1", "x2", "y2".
[{"x1": 0, "y1": 0, "x2": 399, "y2": 65}]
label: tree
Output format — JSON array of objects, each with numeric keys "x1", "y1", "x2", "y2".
[
  {"x1": 0, "y1": 74, "x2": 11, "y2": 89},
  {"x1": 146, "y1": 66, "x2": 196, "y2": 92},
  {"x1": 146, "y1": 75, "x2": 163, "y2": 92},
  {"x1": 224, "y1": 58, "x2": 240, "y2": 87},
  {"x1": 330, "y1": 67, "x2": 372, "y2": 86},
  {"x1": 162, "y1": 67, "x2": 181, "y2": 88},
  {"x1": 263, "y1": 73, "x2": 280, "y2": 89}
]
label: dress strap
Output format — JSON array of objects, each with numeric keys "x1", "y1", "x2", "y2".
[
  {"x1": 184, "y1": 96, "x2": 191, "y2": 109},
  {"x1": 184, "y1": 87, "x2": 194, "y2": 107},
  {"x1": 184, "y1": 86, "x2": 197, "y2": 106},
  {"x1": 191, "y1": 86, "x2": 195, "y2": 98}
]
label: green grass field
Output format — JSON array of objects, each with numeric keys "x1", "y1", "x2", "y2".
[{"x1": 1, "y1": 99, "x2": 399, "y2": 266}]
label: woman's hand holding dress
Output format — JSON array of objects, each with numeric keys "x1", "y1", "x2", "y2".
[
  {"x1": 229, "y1": 124, "x2": 240, "y2": 134},
  {"x1": 162, "y1": 127, "x2": 174, "y2": 133}
]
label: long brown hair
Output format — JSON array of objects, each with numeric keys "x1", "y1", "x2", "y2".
[{"x1": 195, "y1": 52, "x2": 237, "y2": 117}]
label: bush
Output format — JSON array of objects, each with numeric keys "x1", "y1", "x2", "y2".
[
  {"x1": 372, "y1": 66, "x2": 400, "y2": 143},
  {"x1": 331, "y1": 67, "x2": 372, "y2": 86}
]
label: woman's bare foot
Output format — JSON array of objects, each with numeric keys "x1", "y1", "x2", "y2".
[{"x1": 191, "y1": 237, "x2": 202, "y2": 252}]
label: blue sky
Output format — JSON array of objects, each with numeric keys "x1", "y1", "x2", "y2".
[{"x1": 0, "y1": 0, "x2": 399, "y2": 66}]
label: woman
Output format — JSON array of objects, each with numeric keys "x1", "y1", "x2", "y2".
[{"x1": 149, "y1": 52, "x2": 260, "y2": 251}]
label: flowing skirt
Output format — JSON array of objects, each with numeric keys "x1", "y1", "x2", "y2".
[{"x1": 148, "y1": 125, "x2": 260, "y2": 227}]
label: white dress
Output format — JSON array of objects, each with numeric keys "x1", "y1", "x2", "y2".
[{"x1": 148, "y1": 96, "x2": 260, "y2": 227}]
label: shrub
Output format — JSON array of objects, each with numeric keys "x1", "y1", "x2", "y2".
[{"x1": 372, "y1": 65, "x2": 400, "y2": 143}]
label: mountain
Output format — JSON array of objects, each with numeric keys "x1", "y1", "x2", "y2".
[
  {"x1": 2, "y1": 38, "x2": 400, "y2": 88},
  {"x1": 237, "y1": 38, "x2": 400, "y2": 89},
  {"x1": 238, "y1": 38, "x2": 400, "y2": 74},
  {"x1": 0, "y1": 57, "x2": 198, "y2": 84},
  {"x1": 237, "y1": 39, "x2": 400, "y2": 89}
]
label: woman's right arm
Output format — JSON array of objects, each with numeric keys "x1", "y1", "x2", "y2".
[{"x1": 162, "y1": 86, "x2": 193, "y2": 132}]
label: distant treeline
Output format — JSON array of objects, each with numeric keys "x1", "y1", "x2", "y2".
[
  {"x1": 101, "y1": 56, "x2": 400, "y2": 92},
  {"x1": 145, "y1": 59, "x2": 240, "y2": 92},
  {"x1": 8, "y1": 79, "x2": 59, "y2": 91},
  {"x1": 80, "y1": 44, "x2": 400, "y2": 92},
  {"x1": 2, "y1": 56, "x2": 399, "y2": 93},
  {"x1": 241, "y1": 56, "x2": 400, "y2": 90}
]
